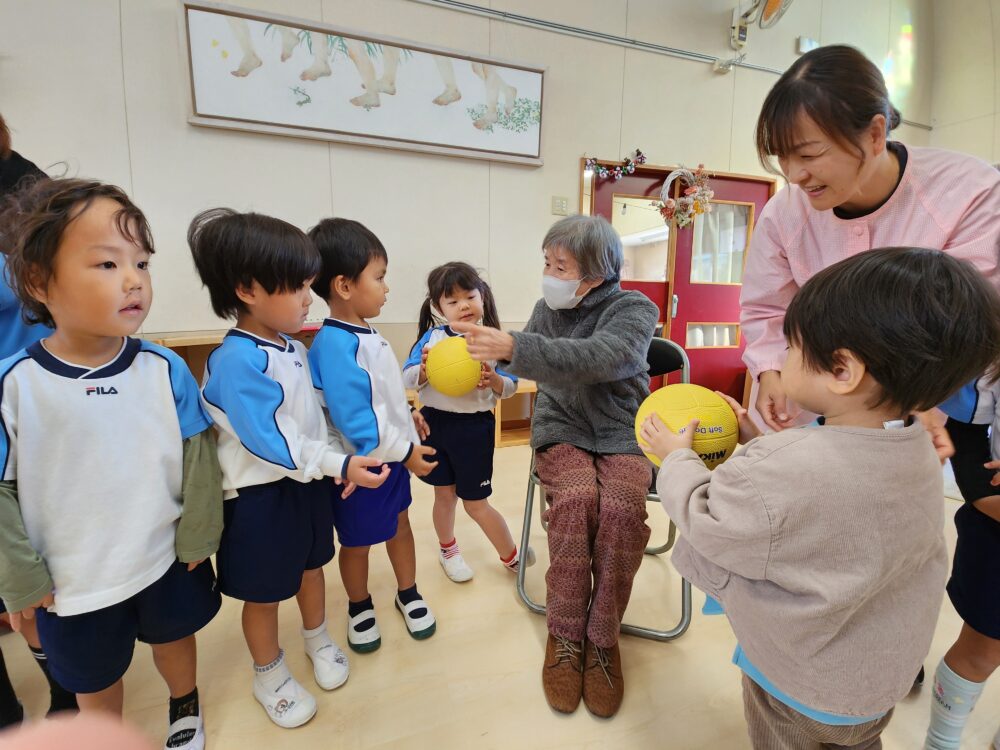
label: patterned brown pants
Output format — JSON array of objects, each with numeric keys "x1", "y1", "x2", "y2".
[
  {"x1": 742, "y1": 675, "x2": 893, "y2": 750},
  {"x1": 534, "y1": 443, "x2": 652, "y2": 648}
]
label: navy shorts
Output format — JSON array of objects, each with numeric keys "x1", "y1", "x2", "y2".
[
  {"x1": 419, "y1": 407, "x2": 495, "y2": 500},
  {"x1": 35, "y1": 560, "x2": 220, "y2": 694},
  {"x1": 218, "y1": 477, "x2": 335, "y2": 603},
  {"x1": 947, "y1": 502, "x2": 1000, "y2": 639},
  {"x1": 331, "y1": 462, "x2": 412, "y2": 547}
]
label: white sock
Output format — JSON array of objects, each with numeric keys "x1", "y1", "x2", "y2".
[
  {"x1": 302, "y1": 620, "x2": 335, "y2": 657},
  {"x1": 925, "y1": 659, "x2": 986, "y2": 750},
  {"x1": 253, "y1": 650, "x2": 291, "y2": 692}
]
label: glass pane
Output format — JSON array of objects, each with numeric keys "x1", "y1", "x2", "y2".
[
  {"x1": 691, "y1": 203, "x2": 750, "y2": 284},
  {"x1": 686, "y1": 323, "x2": 740, "y2": 348},
  {"x1": 611, "y1": 194, "x2": 670, "y2": 282}
]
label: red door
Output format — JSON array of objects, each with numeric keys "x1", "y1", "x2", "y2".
[
  {"x1": 591, "y1": 165, "x2": 774, "y2": 400},
  {"x1": 670, "y1": 175, "x2": 773, "y2": 399}
]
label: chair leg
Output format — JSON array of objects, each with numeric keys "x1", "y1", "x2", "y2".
[
  {"x1": 645, "y1": 518, "x2": 677, "y2": 556},
  {"x1": 516, "y1": 474, "x2": 545, "y2": 615}
]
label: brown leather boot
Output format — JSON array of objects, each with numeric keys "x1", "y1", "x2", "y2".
[
  {"x1": 542, "y1": 633, "x2": 584, "y2": 713},
  {"x1": 582, "y1": 640, "x2": 624, "y2": 718}
]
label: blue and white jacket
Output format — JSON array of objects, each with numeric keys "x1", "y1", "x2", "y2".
[
  {"x1": 402, "y1": 325, "x2": 517, "y2": 413},
  {"x1": 309, "y1": 318, "x2": 418, "y2": 464},
  {"x1": 202, "y1": 329, "x2": 350, "y2": 499},
  {"x1": 940, "y1": 376, "x2": 1000, "y2": 460}
]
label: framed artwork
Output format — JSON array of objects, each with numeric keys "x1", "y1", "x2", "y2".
[{"x1": 180, "y1": 1, "x2": 545, "y2": 165}]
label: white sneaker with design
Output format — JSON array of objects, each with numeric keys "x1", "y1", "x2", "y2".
[
  {"x1": 439, "y1": 550, "x2": 474, "y2": 582},
  {"x1": 394, "y1": 595, "x2": 436, "y2": 640},
  {"x1": 506, "y1": 545, "x2": 537, "y2": 573},
  {"x1": 252, "y1": 671, "x2": 317, "y2": 729},
  {"x1": 305, "y1": 639, "x2": 350, "y2": 690},
  {"x1": 164, "y1": 713, "x2": 205, "y2": 750},
  {"x1": 347, "y1": 607, "x2": 382, "y2": 653}
]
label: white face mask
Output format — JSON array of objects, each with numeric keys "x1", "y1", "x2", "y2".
[{"x1": 542, "y1": 275, "x2": 586, "y2": 310}]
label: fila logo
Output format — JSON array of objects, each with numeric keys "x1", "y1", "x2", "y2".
[
  {"x1": 479, "y1": 480, "x2": 491, "y2": 487},
  {"x1": 294, "y1": 361, "x2": 303, "y2": 368},
  {"x1": 85, "y1": 386, "x2": 118, "y2": 396}
]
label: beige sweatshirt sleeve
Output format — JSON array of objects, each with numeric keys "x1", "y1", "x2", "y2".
[{"x1": 656, "y1": 448, "x2": 773, "y2": 580}]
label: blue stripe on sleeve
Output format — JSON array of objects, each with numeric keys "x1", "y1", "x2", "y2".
[
  {"x1": 309, "y1": 328, "x2": 380, "y2": 456},
  {"x1": 203, "y1": 341, "x2": 297, "y2": 470},
  {"x1": 0, "y1": 352, "x2": 30, "y2": 479},
  {"x1": 140, "y1": 341, "x2": 212, "y2": 439},
  {"x1": 403, "y1": 328, "x2": 435, "y2": 371},
  {"x1": 495, "y1": 365, "x2": 518, "y2": 384},
  {"x1": 940, "y1": 379, "x2": 981, "y2": 423}
]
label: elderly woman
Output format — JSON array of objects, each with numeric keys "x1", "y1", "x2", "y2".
[{"x1": 454, "y1": 214, "x2": 658, "y2": 718}]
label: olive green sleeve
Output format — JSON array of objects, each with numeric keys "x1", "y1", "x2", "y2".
[
  {"x1": 175, "y1": 429, "x2": 224, "y2": 563},
  {"x1": 0, "y1": 480, "x2": 54, "y2": 612}
]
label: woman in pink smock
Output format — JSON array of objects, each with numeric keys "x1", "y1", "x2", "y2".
[{"x1": 742, "y1": 44, "x2": 1000, "y2": 430}]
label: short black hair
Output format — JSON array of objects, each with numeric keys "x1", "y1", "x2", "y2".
[
  {"x1": 0, "y1": 177, "x2": 153, "y2": 328},
  {"x1": 783, "y1": 247, "x2": 1000, "y2": 414},
  {"x1": 188, "y1": 208, "x2": 320, "y2": 319},
  {"x1": 308, "y1": 218, "x2": 388, "y2": 300}
]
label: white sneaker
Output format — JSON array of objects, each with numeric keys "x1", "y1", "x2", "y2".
[
  {"x1": 304, "y1": 638, "x2": 350, "y2": 691},
  {"x1": 252, "y1": 670, "x2": 317, "y2": 729},
  {"x1": 164, "y1": 713, "x2": 205, "y2": 750},
  {"x1": 506, "y1": 545, "x2": 537, "y2": 573},
  {"x1": 394, "y1": 595, "x2": 436, "y2": 640},
  {"x1": 347, "y1": 607, "x2": 381, "y2": 653},
  {"x1": 439, "y1": 550, "x2": 474, "y2": 582}
]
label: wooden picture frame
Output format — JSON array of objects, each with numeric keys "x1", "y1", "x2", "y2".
[{"x1": 180, "y1": 0, "x2": 545, "y2": 165}]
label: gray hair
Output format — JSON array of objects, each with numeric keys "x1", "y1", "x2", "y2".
[{"x1": 542, "y1": 215, "x2": 622, "y2": 281}]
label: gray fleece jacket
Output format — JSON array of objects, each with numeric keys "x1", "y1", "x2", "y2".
[{"x1": 505, "y1": 281, "x2": 658, "y2": 455}]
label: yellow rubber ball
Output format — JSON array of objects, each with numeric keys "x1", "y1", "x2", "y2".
[
  {"x1": 635, "y1": 383, "x2": 739, "y2": 469},
  {"x1": 426, "y1": 336, "x2": 481, "y2": 397}
]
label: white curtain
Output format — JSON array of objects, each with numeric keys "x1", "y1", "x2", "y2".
[{"x1": 691, "y1": 203, "x2": 748, "y2": 284}]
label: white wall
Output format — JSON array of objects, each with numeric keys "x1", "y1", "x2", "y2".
[
  {"x1": 0, "y1": 0, "x2": 933, "y2": 345},
  {"x1": 929, "y1": 0, "x2": 1000, "y2": 163}
]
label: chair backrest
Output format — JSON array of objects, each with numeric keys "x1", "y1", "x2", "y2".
[{"x1": 646, "y1": 337, "x2": 690, "y2": 382}]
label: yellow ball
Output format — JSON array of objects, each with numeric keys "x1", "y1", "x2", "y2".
[
  {"x1": 426, "y1": 336, "x2": 481, "y2": 397},
  {"x1": 635, "y1": 383, "x2": 739, "y2": 469}
]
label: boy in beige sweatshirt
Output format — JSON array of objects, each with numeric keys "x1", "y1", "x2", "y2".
[{"x1": 641, "y1": 247, "x2": 1000, "y2": 750}]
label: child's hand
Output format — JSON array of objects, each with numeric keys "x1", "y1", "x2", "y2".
[
  {"x1": 986, "y1": 458, "x2": 1000, "y2": 486},
  {"x1": 9, "y1": 592, "x2": 55, "y2": 632},
  {"x1": 639, "y1": 414, "x2": 698, "y2": 461},
  {"x1": 405, "y1": 444, "x2": 438, "y2": 477},
  {"x1": 186, "y1": 559, "x2": 205, "y2": 572},
  {"x1": 346, "y1": 455, "x2": 391, "y2": 490},
  {"x1": 340, "y1": 480, "x2": 358, "y2": 499},
  {"x1": 916, "y1": 408, "x2": 954, "y2": 463},
  {"x1": 418, "y1": 346, "x2": 429, "y2": 386},
  {"x1": 716, "y1": 391, "x2": 762, "y2": 444},
  {"x1": 411, "y1": 408, "x2": 430, "y2": 440},
  {"x1": 477, "y1": 362, "x2": 503, "y2": 392}
]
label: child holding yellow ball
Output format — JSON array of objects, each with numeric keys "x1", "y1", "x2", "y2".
[
  {"x1": 640, "y1": 247, "x2": 1000, "y2": 750},
  {"x1": 403, "y1": 262, "x2": 532, "y2": 583}
]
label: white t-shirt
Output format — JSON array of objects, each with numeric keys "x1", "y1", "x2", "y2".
[{"x1": 0, "y1": 338, "x2": 211, "y2": 616}]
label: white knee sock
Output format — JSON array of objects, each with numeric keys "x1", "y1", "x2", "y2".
[{"x1": 925, "y1": 659, "x2": 986, "y2": 750}]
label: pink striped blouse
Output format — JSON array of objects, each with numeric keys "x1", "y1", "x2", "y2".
[{"x1": 741, "y1": 146, "x2": 1000, "y2": 378}]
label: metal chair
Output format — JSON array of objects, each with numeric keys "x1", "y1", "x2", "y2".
[{"x1": 515, "y1": 337, "x2": 693, "y2": 641}]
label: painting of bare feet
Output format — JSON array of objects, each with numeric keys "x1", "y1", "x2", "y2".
[{"x1": 182, "y1": 2, "x2": 544, "y2": 164}]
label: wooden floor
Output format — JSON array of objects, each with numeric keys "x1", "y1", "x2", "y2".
[{"x1": 1, "y1": 445, "x2": 997, "y2": 749}]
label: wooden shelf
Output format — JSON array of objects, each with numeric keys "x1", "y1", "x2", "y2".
[{"x1": 496, "y1": 380, "x2": 537, "y2": 448}]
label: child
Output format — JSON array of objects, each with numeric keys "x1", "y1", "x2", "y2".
[
  {"x1": 640, "y1": 247, "x2": 1000, "y2": 749},
  {"x1": 403, "y1": 261, "x2": 533, "y2": 582},
  {"x1": 926, "y1": 378, "x2": 1000, "y2": 749},
  {"x1": 454, "y1": 215, "x2": 659, "y2": 719},
  {"x1": 188, "y1": 209, "x2": 388, "y2": 729},
  {"x1": 306, "y1": 218, "x2": 438, "y2": 653},
  {"x1": 0, "y1": 178, "x2": 223, "y2": 750}
]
